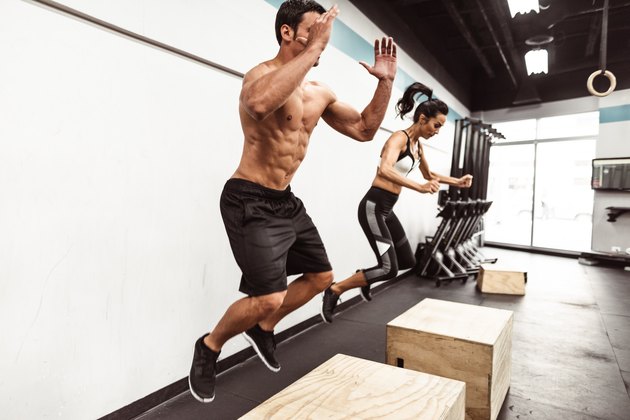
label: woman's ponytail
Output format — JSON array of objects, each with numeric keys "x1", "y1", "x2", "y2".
[{"x1": 396, "y1": 82, "x2": 448, "y2": 122}]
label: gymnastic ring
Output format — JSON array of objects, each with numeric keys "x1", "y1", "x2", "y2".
[{"x1": 587, "y1": 70, "x2": 616, "y2": 97}]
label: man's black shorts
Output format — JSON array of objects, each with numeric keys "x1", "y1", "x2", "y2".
[{"x1": 220, "y1": 178, "x2": 332, "y2": 297}]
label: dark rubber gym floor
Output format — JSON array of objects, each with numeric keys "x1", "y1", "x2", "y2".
[{"x1": 136, "y1": 248, "x2": 630, "y2": 419}]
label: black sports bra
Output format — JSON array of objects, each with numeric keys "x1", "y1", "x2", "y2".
[{"x1": 393, "y1": 130, "x2": 420, "y2": 176}]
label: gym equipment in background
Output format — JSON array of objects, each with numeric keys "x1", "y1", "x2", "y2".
[
  {"x1": 415, "y1": 200, "x2": 496, "y2": 287},
  {"x1": 446, "y1": 117, "x2": 502, "y2": 203},
  {"x1": 586, "y1": 0, "x2": 617, "y2": 97},
  {"x1": 416, "y1": 116, "x2": 502, "y2": 287}
]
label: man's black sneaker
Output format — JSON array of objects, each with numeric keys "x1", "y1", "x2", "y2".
[
  {"x1": 243, "y1": 324, "x2": 281, "y2": 372},
  {"x1": 359, "y1": 285, "x2": 372, "y2": 302},
  {"x1": 321, "y1": 286, "x2": 340, "y2": 324},
  {"x1": 189, "y1": 335, "x2": 220, "y2": 403}
]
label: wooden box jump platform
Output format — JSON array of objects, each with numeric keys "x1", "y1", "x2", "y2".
[
  {"x1": 386, "y1": 298, "x2": 513, "y2": 420},
  {"x1": 477, "y1": 264, "x2": 527, "y2": 295},
  {"x1": 240, "y1": 353, "x2": 465, "y2": 420}
]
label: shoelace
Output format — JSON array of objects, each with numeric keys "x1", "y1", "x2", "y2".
[{"x1": 329, "y1": 292, "x2": 342, "y2": 305}]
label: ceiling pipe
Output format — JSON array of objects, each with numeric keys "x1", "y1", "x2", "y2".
[
  {"x1": 548, "y1": 2, "x2": 630, "y2": 30},
  {"x1": 442, "y1": 0, "x2": 495, "y2": 78},
  {"x1": 488, "y1": 0, "x2": 527, "y2": 78},
  {"x1": 475, "y1": 0, "x2": 518, "y2": 87}
]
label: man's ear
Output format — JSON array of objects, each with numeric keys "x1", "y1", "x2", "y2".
[{"x1": 280, "y1": 24, "x2": 294, "y2": 43}]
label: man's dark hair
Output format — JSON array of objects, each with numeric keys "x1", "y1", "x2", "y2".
[{"x1": 275, "y1": 0, "x2": 326, "y2": 45}]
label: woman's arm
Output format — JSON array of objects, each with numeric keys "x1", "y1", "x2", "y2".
[
  {"x1": 417, "y1": 143, "x2": 473, "y2": 187},
  {"x1": 377, "y1": 133, "x2": 440, "y2": 194}
]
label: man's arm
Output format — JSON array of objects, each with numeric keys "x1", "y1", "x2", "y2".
[
  {"x1": 240, "y1": 6, "x2": 338, "y2": 121},
  {"x1": 240, "y1": 48, "x2": 322, "y2": 121},
  {"x1": 321, "y1": 37, "x2": 397, "y2": 141}
]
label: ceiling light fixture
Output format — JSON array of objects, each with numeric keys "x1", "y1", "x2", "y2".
[
  {"x1": 507, "y1": 0, "x2": 539, "y2": 17},
  {"x1": 524, "y1": 34, "x2": 553, "y2": 75},
  {"x1": 524, "y1": 49, "x2": 548, "y2": 74}
]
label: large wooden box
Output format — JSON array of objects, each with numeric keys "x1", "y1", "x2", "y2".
[
  {"x1": 240, "y1": 353, "x2": 465, "y2": 420},
  {"x1": 387, "y1": 298, "x2": 513, "y2": 420},
  {"x1": 477, "y1": 264, "x2": 526, "y2": 295}
]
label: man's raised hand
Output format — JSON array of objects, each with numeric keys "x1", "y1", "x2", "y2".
[
  {"x1": 359, "y1": 37, "x2": 397, "y2": 81},
  {"x1": 306, "y1": 4, "x2": 339, "y2": 51}
]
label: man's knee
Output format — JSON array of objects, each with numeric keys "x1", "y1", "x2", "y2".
[
  {"x1": 305, "y1": 271, "x2": 334, "y2": 291},
  {"x1": 252, "y1": 291, "x2": 286, "y2": 316}
]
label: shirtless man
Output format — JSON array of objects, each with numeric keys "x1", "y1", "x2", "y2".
[{"x1": 189, "y1": 0, "x2": 397, "y2": 403}]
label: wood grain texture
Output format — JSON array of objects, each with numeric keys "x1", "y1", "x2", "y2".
[
  {"x1": 387, "y1": 299, "x2": 513, "y2": 420},
  {"x1": 477, "y1": 265, "x2": 526, "y2": 296},
  {"x1": 490, "y1": 316, "x2": 512, "y2": 419},
  {"x1": 387, "y1": 298, "x2": 513, "y2": 346},
  {"x1": 240, "y1": 354, "x2": 465, "y2": 420}
]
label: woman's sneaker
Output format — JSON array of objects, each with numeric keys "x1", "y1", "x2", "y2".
[
  {"x1": 359, "y1": 285, "x2": 372, "y2": 302},
  {"x1": 355, "y1": 269, "x2": 372, "y2": 302}
]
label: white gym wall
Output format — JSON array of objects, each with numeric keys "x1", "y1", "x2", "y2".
[{"x1": 0, "y1": 0, "x2": 467, "y2": 418}]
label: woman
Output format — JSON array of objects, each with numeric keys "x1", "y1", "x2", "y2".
[{"x1": 321, "y1": 82, "x2": 473, "y2": 323}]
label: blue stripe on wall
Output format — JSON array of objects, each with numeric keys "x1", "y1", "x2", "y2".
[
  {"x1": 264, "y1": 0, "x2": 463, "y2": 121},
  {"x1": 600, "y1": 105, "x2": 630, "y2": 124}
]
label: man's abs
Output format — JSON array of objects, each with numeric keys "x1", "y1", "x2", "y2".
[
  {"x1": 232, "y1": 131, "x2": 311, "y2": 190},
  {"x1": 234, "y1": 81, "x2": 330, "y2": 189}
]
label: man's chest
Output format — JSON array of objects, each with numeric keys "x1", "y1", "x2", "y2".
[{"x1": 279, "y1": 86, "x2": 329, "y2": 131}]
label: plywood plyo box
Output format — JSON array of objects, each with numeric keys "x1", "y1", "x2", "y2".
[
  {"x1": 477, "y1": 264, "x2": 527, "y2": 295},
  {"x1": 387, "y1": 298, "x2": 513, "y2": 420},
  {"x1": 240, "y1": 353, "x2": 466, "y2": 420}
]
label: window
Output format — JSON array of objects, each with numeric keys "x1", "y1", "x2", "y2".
[
  {"x1": 484, "y1": 112, "x2": 598, "y2": 252},
  {"x1": 485, "y1": 145, "x2": 535, "y2": 245},
  {"x1": 492, "y1": 119, "x2": 536, "y2": 142},
  {"x1": 532, "y1": 139, "x2": 596, "y2": 251}
]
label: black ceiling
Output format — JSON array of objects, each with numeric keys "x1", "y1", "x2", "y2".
[{"x1": 349, "y1": 0, "x2": 630, "y2": 112}]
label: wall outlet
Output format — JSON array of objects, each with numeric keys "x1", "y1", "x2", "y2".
[{"x1": 611, "y1": 246, "x2": 621, "y2": 253}]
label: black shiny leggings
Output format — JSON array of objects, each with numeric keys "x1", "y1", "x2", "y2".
[{"x1": 357, "y1": 187, "x2": 416, "y2": 285}]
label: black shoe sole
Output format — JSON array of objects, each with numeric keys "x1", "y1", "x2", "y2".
[
  {"x1": 188, "y1": 376, "x2": 215, "y2": 403},
  {"x1": 242, "y1": 332, "x2": 281, "y2": 373},
  {"x1": 320, "y1": 305, "x2": 333, "y2": 324}
]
